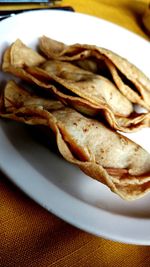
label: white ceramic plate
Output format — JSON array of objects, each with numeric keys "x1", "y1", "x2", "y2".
[{"x1": 0, "y1": 10, "x2": 150, "y2": 245}]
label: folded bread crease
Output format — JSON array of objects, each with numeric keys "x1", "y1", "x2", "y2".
[
  {"x1": 1, "y1": 80, "x2": 150, "y2": 200},
  {"x1": 39, "y1": 36, "x2": 150, "y2": 108},
  {"x1": 2, "y1": 39, "x2": 150, "y2": 133}
]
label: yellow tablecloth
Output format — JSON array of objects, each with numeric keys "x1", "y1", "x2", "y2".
[{"x1": 1, "y1": 1, "x2": 150, "y2": 267}]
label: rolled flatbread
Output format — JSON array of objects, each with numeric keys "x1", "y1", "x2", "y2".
[{"x1": 1, "y1": 80, "x2": 150, "y2": 200}]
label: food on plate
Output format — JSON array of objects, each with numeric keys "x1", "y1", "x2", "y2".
[
  {"x1": 2, "y1": 39, "x2": 45, "y2": 70},
  {"x1": 2, "y1": 38, "x2": 150, "y2": 132},
  {"x1": 1, "y1": 37, "x2": 150, "y2": 200},
  {"x1": 1, "y1": 80, "x2": 150, "y2": 200},
  {"x1": 41, "y1": 60, "x2": 133, "y2": 116},
  {"x1": 39, "y1": 36, "x2": 150, "y2": 110}
]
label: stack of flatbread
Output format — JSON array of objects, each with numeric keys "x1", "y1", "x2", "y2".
[{"x1": 1, "y1": 36, "x2": 150, "y2": 200}]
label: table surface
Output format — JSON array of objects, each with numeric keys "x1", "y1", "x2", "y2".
[{"x1": 1, "y1": 1, "x2": 150, "y2": 267}]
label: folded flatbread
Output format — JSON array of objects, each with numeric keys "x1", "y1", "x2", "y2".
[
  {"x1": 2, "y1": 39, "x2": 150, "y2": 132},
  {"x1": 1, "y1": 80, "x2": 150, "y2": 200},
  {"x1": 3, "y1": 39, "x2": 45, "y2": 69},
  {"x1": 39, "y1": 36, "x2": 150, "y2": 110},
  {"x1": 2, "y1": 39, "x2": 133, "y2": 116}
]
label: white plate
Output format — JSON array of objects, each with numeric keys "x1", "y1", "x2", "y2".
[{"x1": 0, "y1": 10, "x2": 150, "y2": 246}]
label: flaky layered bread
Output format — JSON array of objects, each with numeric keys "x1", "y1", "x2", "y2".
[{"x1": 1, "y1": 80, "x2": 150, "y2": 200}]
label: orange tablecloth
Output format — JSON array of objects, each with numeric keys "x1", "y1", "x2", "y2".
[{"x1": 1, "y1": 1, "x2": 150, "y2": 266}]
